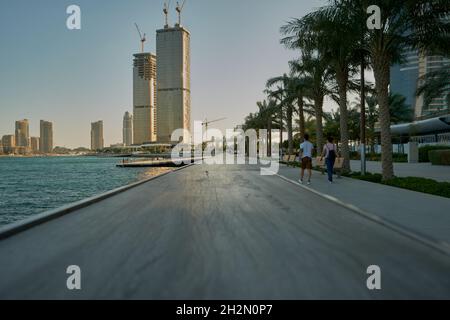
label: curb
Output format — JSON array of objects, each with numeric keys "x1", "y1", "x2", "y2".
[
  {"x1": 264, "y1": 168, "x2": 450, "y2": 257},
  {"x1": 0, "y1": 163, "x2": 195, "y2": 241}
]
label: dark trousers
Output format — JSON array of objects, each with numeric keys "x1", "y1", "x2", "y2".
[{"x1": 326, "y1": 158, "x2": 335, "y2": 182}]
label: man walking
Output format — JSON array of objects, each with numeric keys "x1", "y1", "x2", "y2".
[{"x1": 299, "y1": 134, "x2": 314, "y2": 185}]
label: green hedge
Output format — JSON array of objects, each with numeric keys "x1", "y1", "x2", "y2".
[
  {"x1": 419, "y1": 145, "x2": 450, "y2": 162},
  {"x1": 345, "y1": 172, "x2": 450, "y2": 198},
  {"x1": 384, "y1": 177, "x2": 450, "y2": 198},
  {"x1": 429, "y1": 150, "x2": 450, "y2": 166}
]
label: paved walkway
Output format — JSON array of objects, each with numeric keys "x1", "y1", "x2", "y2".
[
  {"x1": 1, "y1": 164, "x2": 449, "y2": 299},
  {"x1": 279, "y1": 164, "x2": 450, "y2": 245},
  {"x1": 349, "y1": 160, "x2": 450, "y2": 182}
]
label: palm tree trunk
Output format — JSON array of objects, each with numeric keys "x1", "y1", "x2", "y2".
[
  {"x1": 268, "y1": 118, "x2": 272, "y2": 157},
  {"x1": 370, "y1": 124, "x2": 376, "y2": 154},
  {"x1": 336, "y1": 73, "x2": 351, "y2": 172},
  {"x1": 314, "y1": 95, "x2": 324, "y2": 154},
  {"x1": 287, "y1": 105, "x2": 294, "y2": 155},
  {"x1": 373, "y1": 58, "x2": 394, "y2": 180},
  {"x1": 280, "y1": 105, "x2": 283, "y2": 155},
  {"x1": 298, "y1": 95, "x2": 305, "y2": 139}
]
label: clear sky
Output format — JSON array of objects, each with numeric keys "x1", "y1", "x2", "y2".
[{"x1": 0, "y1": 0, "x2": 333, "y2": 148}]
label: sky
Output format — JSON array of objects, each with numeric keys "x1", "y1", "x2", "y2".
[{"x1": 0, "y1": 0, "x2": 336, "y2": 148}]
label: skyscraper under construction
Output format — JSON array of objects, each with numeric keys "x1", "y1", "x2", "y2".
[{"x1": 133, "y1": 53, "x2": 157, "y2": 145}]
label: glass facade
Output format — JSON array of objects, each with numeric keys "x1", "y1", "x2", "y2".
[
  {"x1": 391, "y1": 49, "x2": 449, "y2": 119},
  {"x1": 39, "y1": 120, "x2": 53, "y2": 153},
  {"x1": 123, "y1": 111, "x2": 133, "y2": 146},
  {"x1": 156, "y1": 26, "x2": 191, "y2": 143},
  {"x1": 15, "y1": 119, "x2": 29, "y2": 147},
  {"x1": 91, "y1": 121, "x2": 104, "y2": 150}
]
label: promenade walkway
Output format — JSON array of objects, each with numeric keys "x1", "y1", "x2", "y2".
[
  {"x1": 278, "y1": 164, "x2": 450, "y2": 245},
  {"x1": 0, "y1": 164, "x2": 449, "y2": 299},
  {"x1": 349, "y1": 160, "x2": 450, "y2": 182}
]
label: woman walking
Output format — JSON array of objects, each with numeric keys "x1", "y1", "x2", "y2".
[{"x1": 320, "y1": 136, "x2": 338, "y2": 184}]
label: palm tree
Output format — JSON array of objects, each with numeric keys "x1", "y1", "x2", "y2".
[
  {"x1": 266, "y1": 74, "x2": 309, "y2": 155},
  {"x1": 417, "y1": 68, "x2": 450, "y2": 112},
  {"x1": 242, "y1": 112, "x2": 263, "y2": 131},
  {"x1": 389, "y1": 93, "x2": 413, "y2": 124},
  {"x1": 324, "y1": 0, "x2": 449, "y2": 180},
  {"x1": 282, "y1": 8, "x2": 361, "y2": 171},
  {"x1": 288, "y1": 73, "x2": 314, "y2": 141},
  {"x1": 256, "y1": 99, "x2": 278, "y2": 156},
  {"x1": 354, "y1": 92, "x2": 413, "y2": 152},
  {"x1": 265, "y1": 81, "x2": 287, "y2": 155},
  {"x1": 288, "y1": 55, "x2": 332, "y2": 153}
]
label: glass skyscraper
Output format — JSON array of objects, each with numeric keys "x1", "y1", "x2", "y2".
[
  {"x1": 15, "y1": 119, "x2": 29, "y2": 147},
  {"x1": 156, "y1": 24, "x2": 191, "y2": 143},
  {"x1": 91, "y1": 121, "x2": 104, "y2": 151},
  {"x1": 123, "y1": 111, "x2": 133, "y2": 146},
  {"x1": 39, "y1": 120, "x2": 53, "y2": 153}
]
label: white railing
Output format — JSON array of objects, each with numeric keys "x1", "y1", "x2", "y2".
[
  {"x1": 437, "y1": 133, "x2": 450, "y2": 144},
  {"x1": 410, "y1": 135, "x2": 437, "y2": 144}
]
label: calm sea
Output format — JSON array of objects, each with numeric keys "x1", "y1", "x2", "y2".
[{"x1": 0, "y1": 156, "x2": 169, "y2": 226}]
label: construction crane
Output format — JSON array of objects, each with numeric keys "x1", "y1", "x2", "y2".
[
  {"x1": 175, "y1": 0, "x2": 187, "y2": 26},
  {"x1": 202, "y1": 117, "x2": 227, "y2": 142},
  {"x1": 134, "y1": 23, "x2": 146, "y2": 53},
  {"x1": 163, "y1": 0, "x2": 171, "y2": 27}
]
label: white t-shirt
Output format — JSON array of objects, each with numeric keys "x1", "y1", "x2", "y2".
[{"x1": 300, "y1": 141, "x2": 314, "y2": 158}]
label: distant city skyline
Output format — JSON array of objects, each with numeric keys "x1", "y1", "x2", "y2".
[
  {"x1": 0, "y1": 0, "x2": 337, "y2": 148},
  {"x1": 0, "y1": 118, "x2": 54, "y2": 155}
]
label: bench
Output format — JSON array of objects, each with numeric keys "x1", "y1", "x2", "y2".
[
  {"x1": 282, "y1": 154, "x2": 299, "y2": 167},
  {"x1": 316, "y1": 157, "x2": 344, "y2": 178}
]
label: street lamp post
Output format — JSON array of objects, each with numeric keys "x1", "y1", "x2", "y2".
[
  {"x1": 360, "y1": 52, "x2": 366, "y2": 175},
  {"x1": 360, "y1": 6, "x2": 367, "y2": 175}
]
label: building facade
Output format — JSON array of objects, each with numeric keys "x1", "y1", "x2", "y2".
[
  {"x1": 39, "y1": 120, "x2": 53, "y2": 153},
  {"x1": 156, "y1": 24, "x2": 191, "y2": 143},
  {"x1": 390, "y1": 50, "x2": 420, "y2": 115},
  {"x1": 416, "y1": 54, "x2": 450, "y2": 117},
  {"x1": 91, "y1": 121, "x2": 104, "y2": 150},
  {"x1": 133, "y1": 53, "x2": 157, "y2": 145},
  {"x1": 391, "y1": 51, "x2": 449, "y2": 119},
  {"x1": 15, "y1": 119, "x2": 29, "y2": 147},
  {"x1": 30, "y1": 137, "x2": 40, "y2": 153},
  {"x1": 1, "y1": 135, "x2": 15, "y2": 154},
  {"x1": 123, "y1": 111, "x2": 133, "y2": 146}
]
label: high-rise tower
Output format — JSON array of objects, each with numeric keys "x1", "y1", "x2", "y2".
[
  {"x1": 133, "y1": 53, "x2": 157, "y2": 144},
  {"x1": 39, "y1": 120, "x2": 53, "y2": 153},
  {"x1": 391, "y1": 50, "x2": 450, "y2": 119},
  {"x1": 15, "y1": 119, "x2": 29, "y2": 147},
  {"x1": 156, "y1": 23, "x2": 191, "y2": 143},
  {"x1": 30, "y1": 137, "x2": 40, "y2": 153},
  {"x1": 91, "y1": 121, "x2": 104, "y2": 150},
  {"x1": 123, "y1": 111, "x2": 133, "y2": 146},
  {"x1": 390, "y1": 16, "x2": 450, "y2": 120}
]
